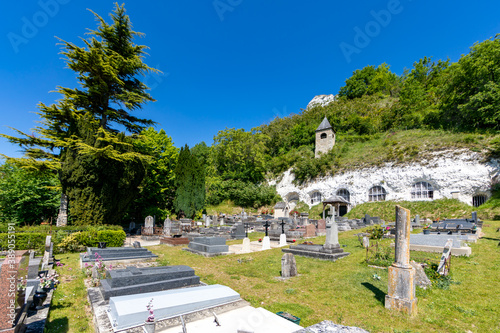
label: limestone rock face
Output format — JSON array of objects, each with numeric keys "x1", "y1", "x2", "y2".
[
  {"x1": 269, "y1": 150, "x2": 499, "y2": 208},
  {"x1": 307, "y1": 94, "x2": 336, "y2": 109}
]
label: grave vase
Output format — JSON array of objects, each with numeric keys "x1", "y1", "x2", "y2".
[{"x1": 144, "y1": 320, "x2": 155, "y2": 333}]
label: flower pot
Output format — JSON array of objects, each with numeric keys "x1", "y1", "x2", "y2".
[
  {"x1": 144, "y1": 320, "x2": 155, "y2": 333},
  {"x1": 423, "y1": 229, "x2": 430, "y2": 235},
  {"x1": 32, "y1": 290, "x2": 48, "y2": 309}
]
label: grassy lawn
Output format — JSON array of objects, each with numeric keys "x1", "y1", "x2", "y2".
[{"x1": 45, "y1": 221, "x2": 500, "y2": 333}]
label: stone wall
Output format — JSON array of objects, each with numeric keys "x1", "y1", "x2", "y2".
[{"x1": 271, "y1": 150, "x2": 500, "y2": 208}]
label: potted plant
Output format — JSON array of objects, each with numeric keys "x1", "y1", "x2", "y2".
[{"x1": 144, "y1": 298, "x2": 155, "y2": 333}]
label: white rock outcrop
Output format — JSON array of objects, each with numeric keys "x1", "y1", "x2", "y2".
[
  {"x1": 271, "y1": 150, "x2": 500, "y2": 208},
  {"x1": 306, "y1": 94, "x2": 337, "y2": 109}
]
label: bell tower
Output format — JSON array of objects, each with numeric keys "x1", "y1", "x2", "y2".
[{"x1": 315, "y1": 116, "x2": 335, "y2": 158}]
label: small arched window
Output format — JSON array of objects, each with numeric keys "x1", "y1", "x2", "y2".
[
  {"x1": 336, "y1": 189, "x2": 350, "y2": 202},
  {"x1": 320, "y1": 133, "x2": 327, "y2": 139},
  {"x1": 472, "y1": 195, "x2": 487, "y2": 207},
  {"x1": 311, "y1": 192, "x2": 322, "y2": 204},
  {"x1": 411, "y1": 182, "x2": 434, "y2": 199},
  {"x1": 368, "y1": 186, "x2": 386, "y2": 202}
]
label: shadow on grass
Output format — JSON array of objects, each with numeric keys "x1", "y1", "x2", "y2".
[
  {"x1": 361, "y1": 282, "x2": 386, "y2": 306},
  {"x1": 480, "y1": 237, "x2": 500, "y2": 241},
  {"x1": 45, "y1": 316, "x2": 68, "y2": 333}
]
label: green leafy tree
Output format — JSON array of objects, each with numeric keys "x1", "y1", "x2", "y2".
[
  {"x1": 440, "y1": 35, "x2": 500, "y2": 130},
  {"x1": 1, "y1": 4, "x2": 158, "y2": 225},
  {"x1": 211, "y1": 128, "x2": 269, "y2": 183},
  {"x1": 0, "y1": 162, "x2": 60, "y2": 225},
  {"x1": 339, "y1": 64, "x2": 399, "y2": 99},
  {"x1": 174, "y1": 145, "x2": 205, "y2": 219},
  {"x1": 127, "y1": 128, "x2": 178, "y2": 221}
]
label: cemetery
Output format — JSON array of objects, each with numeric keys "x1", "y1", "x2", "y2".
[
  {"x1": 0, "y1": 5, "x2": 499, "y2": 331},
  {"x1": 2, "y1": 205, "x2": 499, "y2": 333}
]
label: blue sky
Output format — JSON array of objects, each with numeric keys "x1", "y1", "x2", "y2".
[{"x1": 1, "y1": 0, "x2": 499, "y2": 159}]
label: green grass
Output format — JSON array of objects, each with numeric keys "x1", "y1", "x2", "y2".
[
  {"x1": 46, "y1": 221, "x2": 500, "y2": 332},
  {"x1": 45, "y1": 253, "x2": 94, "y2": 333}
]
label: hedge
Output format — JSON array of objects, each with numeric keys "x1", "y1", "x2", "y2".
[{"x1": 0, "y1": 233, "x2": 46, "y2": 253}]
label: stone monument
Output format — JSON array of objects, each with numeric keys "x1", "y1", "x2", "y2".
[
  {"x1": 385, "y1": 205, "x2": 418, "y2": 315},
  {"x1": 262, "y1": 221, "x2": 271, "y2": 250},
  {"x1": 163, "y1": 217, "x2": 172, "y2": 236},
  {"x1": 144, "y1": 216, "x2": 154, "y2": 235},
  {"x1": 281, "y1": 253, "x2": 298, "y2": 278}
]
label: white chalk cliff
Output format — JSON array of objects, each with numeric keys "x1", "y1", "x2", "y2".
[{"x1": 270, "y1": 149, "x2": 500, "y2": 208}]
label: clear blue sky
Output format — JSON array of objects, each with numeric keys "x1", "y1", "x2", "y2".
[{"x1": 1, "y1": 0, "x2": 499, "y2": 159}]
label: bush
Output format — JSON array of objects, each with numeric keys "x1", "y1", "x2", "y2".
[
  {"x1": 367, "y1": 225, "x2": 385, "y2": 240},
  {"x1": 58, "y1": 229, "x2": 126, "y2": 252},
  {"x1": 0, "y1": 233, "x2": 46, "y2": 253}
]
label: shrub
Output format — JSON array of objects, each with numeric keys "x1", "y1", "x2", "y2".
[
  {"x1": 57, "y1": 229, "x2": 126, "y2": 253},
  {"x1": 0, "y1": 233, "x2": 46, "y2": 253}
]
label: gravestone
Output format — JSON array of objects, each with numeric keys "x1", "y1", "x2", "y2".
[
  {"x1": 164, "y1": 217, "x2": 172, "y2": 236},
  {"x1": 185, "y1": 237, "x2": 230, "y2": 257},
  {"x1": 262, "y1": 221, "x2": 271, "y2": 250},
  {"x1": 362, "y1": 236, "x2": 370, "y2": 248},
  {"x1": 144, "y1": 216, "x2": 154, "y2": 235},
  {"x1": 133, "y1": 241, "x2": 141, "y2": 248},
  {"x1": 385, "y1": 205, "x2": 417, "y2": 315},
  {"x1": 281, "y1": 253, "x2": 298, "y2": 278},
  {"x1": 437, "y1": 239, "x2": 453, "y2": 275},
  {"x1": 282, "y1": 218, "x2": 349, "y2": 261},
  {"x1": 279, "y1": 233, "x2": 287, "y2": 247},
  {"x1": 471, "y1": 211, "x2": 478, "y2": 224},
  {"x1": 414, "y1": 215, "x2": 420, "y2": 225},
  {"x1": 230, "y1": 224, "x2": 246, "y2": 240},
  {"x1": 241, "y1": 238, "x2": 251, "y2": 253},
  {"x1": 410, "y1": 261, "x2": 431, "y2": 289},
  {"x1": 42, "y1": 236, "x2": 52, "y2": 269},
  {"x1": 304, "y1": 224, "x2": 316, "y2": 238},
  {"x1": 129, "y1": 222, "x2": 136, "y2": 232},
  {"x1": 100, "y1": 265, "x2": 200, "y2": 300},
  {"x1": 364, "y1": 214, "x2": 371, "y2": 225},
  {"x1": 317, "y1": 219, "x2": 326, "y2": 231}
]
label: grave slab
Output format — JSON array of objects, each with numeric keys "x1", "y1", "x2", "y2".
[
  {"x1": 410, "y1": 234, "x2": 472, "y2": 256},
  {"x1": 100, "y1": 265, "x2": 200, "y2": 300},
  {"x1": 107, "y1": 284, "x2": 241, "y2": 331},
  {"x1": 184, "y1": 237, "x2": 230, "y2": 257}
]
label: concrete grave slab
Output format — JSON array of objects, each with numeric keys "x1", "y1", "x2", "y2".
[{"x1": 107, "y1": 284, "x2": 241, "y2": 331}]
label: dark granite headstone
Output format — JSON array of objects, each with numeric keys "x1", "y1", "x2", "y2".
[{"x1": 184, "y1": 237, "x2": 229, "y2": 256}]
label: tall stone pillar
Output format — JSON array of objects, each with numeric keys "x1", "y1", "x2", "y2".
[
  {"x1": 56, "y1": 193, "x2": 68, "y2": 227},
  {"x1": 385, "y1": 205, "x2": 417, "y2": 315}
]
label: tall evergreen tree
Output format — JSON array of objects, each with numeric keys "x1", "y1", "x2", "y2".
[
  {"x1": 173, "y1": 145, "x2": 205, "y2": 219},
  {"x1": 1, "y1": 4, "x2": 158, "y2": 225}
]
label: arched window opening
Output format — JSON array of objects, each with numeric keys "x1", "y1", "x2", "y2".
[
  {"x1": 336, "y1": 189, "x2": 350, "y2": 202},
  {"x1": 411, "y1": 182, "x2": 434, "y2": 199},
  {"x1": 472, "y1": 195, "x2": 487, "y2": 207},
  {"x1": 311, "y1": 192, "x2": 322, "y2": 204},
  {"x1": 368, "y1": 186, "x2": 386, "y2": 202},
  {"x1": 320, "y1": 133, "x2": 327, "y2": 139}
]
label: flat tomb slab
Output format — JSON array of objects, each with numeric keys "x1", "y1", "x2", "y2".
[
  {"x1": 158, "y1": 305, "x2": 302, "y2": 333},
  {"x1": 100, "y1": 265, "x2": 200, "y2": 300},
  {"x1": 81, "y1": 247, "x2": 157, "y2": 263},
  {"x1": 108, "y1": 284, "x2": 241, "y2": 331},
  {"x1": 282, "y1": 247, "x2": 350, "y2": 261}
]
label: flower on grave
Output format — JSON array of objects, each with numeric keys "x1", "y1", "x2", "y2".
[
  {"x1": 292, "y1": 239, "x2": 296, "y2": 243},
  {"x1": 17, "y1": 277, "x2": 27, "y2": 290},
  {"x1": 372, "y1": 274, "x2": 381, "y2": 280},
  {"x1": 146, "y1": 298, "x2": 155, "y2": 322},
  {"x1": 386, "y1": 226, "x2": 390, "y2": 230},
  {"x1": 258, "y1": 238, "x2": 262, "y2": 242},
  {"x1": 37, "y1": 272, "x2": 60, "y2": 289}
]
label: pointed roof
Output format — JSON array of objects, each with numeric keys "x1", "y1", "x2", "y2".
[{"x1": 315, "y1": 116, "x2": 333, "y2": 132}]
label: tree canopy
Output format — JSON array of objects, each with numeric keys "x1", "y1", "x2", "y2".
[{"x1": 1, "y1": 4, "x2": 158, "y2": 225}]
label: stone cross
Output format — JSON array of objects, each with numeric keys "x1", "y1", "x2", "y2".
[
  {"x1": 263, "y1": 221, "x2": 271, "y2": 237},
  {"x1": 244, "y1": 223, "x2": 249, "y2": 238},
  {"x1": 385, "y1": 205, "x2": 417, "y2": 315},
  {"x1": 280, "y1": 220, "x2": 286, "y2": 234}
]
